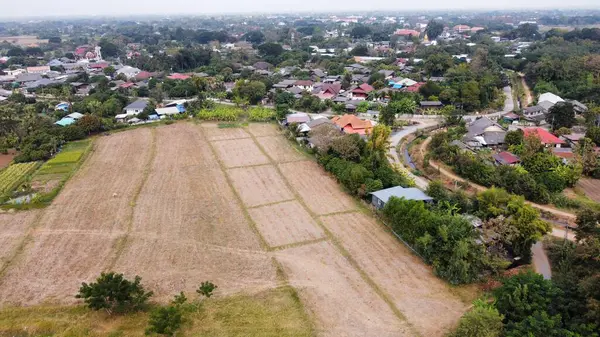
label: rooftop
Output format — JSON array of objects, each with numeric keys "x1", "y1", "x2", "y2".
[{"x1": 371, "y1": 186, "x2": 433, "y2": 203}]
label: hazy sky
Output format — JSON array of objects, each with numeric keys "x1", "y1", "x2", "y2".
[{"x1": 1, "y1": 0, "x2": 599, "y2": 18}]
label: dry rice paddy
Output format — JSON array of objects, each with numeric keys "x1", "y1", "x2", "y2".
[{"x1": 0, "y1": 122, "x2": 470, "y2": 337}]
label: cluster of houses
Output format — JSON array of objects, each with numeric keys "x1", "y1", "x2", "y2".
[
  {"x1": 520, "y1": 92, "x2": 588, "y2": 124},
  {"x1": 114, "y1": 99, "x2": 187, "y2": 123}
]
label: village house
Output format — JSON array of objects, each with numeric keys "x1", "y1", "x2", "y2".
[
  {"x1": 370, "y1": 186, "x2": 433, "y2": 210},
  {"x1": 348, "y1": 83, "x2": 374, "y2": 100},
  {"x1": 523, "y1": 127, "x2": 565, "y2": 148},
  {"x1": 493, "y1": 151, "x2": 520, "y2": 166},
  {"x1": 26, "y1": 66, "x2": 51, "y2": 74},
  {"x1": 122, "y1": 100, "x2": 148, "y2": 116},
  {"x1": 293, "y1": 80, "x2": 314, "y2": 91},
  {"x1": 331, "y1": 114, "x2": 373, "y2": 135},
  {"x1": 463, "y1": 117, "x2": 507, "y2": 148}
]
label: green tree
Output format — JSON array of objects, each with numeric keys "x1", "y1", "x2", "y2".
[
  {"x1": 546, "y1": 102, "x2": 576, "y2": 130},
  {"x1": 258, "y1": 43, "x2": 284, "y2": 58},
  {"x1": 586, "y1": 126, "x2": 600, "y2": 146},
  {"x1": 233, "y1": 81, "x2": 266, "y2": 105},
  {"x1": 451, "y1": 300, "x2": 504, "y2": 337},
  {"x1": 196, "y1": 281, "x2": 217, "y2": 298},
  {"x1": 366, "y1": 124, "x2": 391, "y2": 169},
  {"x1": 424, "y1": 52, "x2": 454, "y2": 76},
  {"x1": 76, "y1": 272, "x2": 153, "y2": 315},
  {"x1": 146, "y1": 305, "x2": 183, "y2": 336},
  {"x1": 505, "y1": 129, "x2": 524, "y2": 147},
  {"x1": 493, "y1": 271, "x2": 561, "y2": 323},
  {"x1": 425, "y1": 20, "x2": 445, "y2": 40},
  {"x1": 103, "y1": 66, "x2": 116, "y2": 77},
  {"x1": 574, "y1": 137, "x2": 598, "y2": 175},
  {"x1": 350, "y1": 44, "x2": 369, "y2": 56},
  {"x1": 350, "y1": 25, "x2": 372, "y2": 39},
  {"x1": 76, "y1": 114, "x2": 104, "y2": 135}
]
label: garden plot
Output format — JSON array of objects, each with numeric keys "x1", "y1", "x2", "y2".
[
  {"x1": 248, "y1": 201, "x2": 324, "y2": 248},
  {"x1": 275, "y1": 241, "x2": 412, "y2": 337},
  {"x1": 200, "y1": 123, "x2": 251, "y2": 141},
  {"x1": 279, "y1": 161, "x2": 356, "y2": 215},
  {"x1": 227, "y1": 165, "x2": 294, "y2": 207},
  {"x1": 321, "y1": 212, "x2": 467, "y2": 337},
  {"x1": 255, "y1": 136, "x2": 305, "y2": 163},
  {"x1": 212, "y1": 138, "x2": 270, "y2": 168}
]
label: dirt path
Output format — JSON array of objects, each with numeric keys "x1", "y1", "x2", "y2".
[{"x1": 520, "y1": 76, "x2": 533, "y2": 107}]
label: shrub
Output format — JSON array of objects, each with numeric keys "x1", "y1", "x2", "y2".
[
  {"x1": 197, "y1": 106, "x2": 242, "y2": 121},
  {"x1": 146, "y1": 305, "x2": 183, "y2": 336},
  {"x1": 451, "y1": 300, "x2": 504, "y2": 337},
  {"x1": 196, "y1": 281, "x2": 217, "y2": 298},
  {"x1": 76, "y1": 272, "x2": 153, "y2": 314}
]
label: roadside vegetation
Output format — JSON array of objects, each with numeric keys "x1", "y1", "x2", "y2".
[{"x1": 450, "y1": 207, "x2": 600, "y2": 336}]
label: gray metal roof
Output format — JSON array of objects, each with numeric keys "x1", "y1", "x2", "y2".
[
  {"x1": 370, "y1": 186, "x2": 433, "y2": 203},
  {"x1": 124, "y1": 100, "x2": 148, "y2": 110}
]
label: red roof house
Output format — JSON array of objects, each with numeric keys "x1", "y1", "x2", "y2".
[
  {"x1": 493, "y1": 151, "x2": 520, "y2": 166},
  {"x1": 331, "y1": 114, "x2": 373, "y2": 135},
  {"x1": 88, "y1": 62, "x2": 109, "y2": 70},
  {"x1": 523, "y1": 128, "x2": 565, "y2": 146},
  {"x1": 135, "y1": 71, "x2": 152, "y2": 81},
  {"x1": 394, "y1": 29, "x2": 420, "y2": 37},
  {"x1": 316, "y1": 83, "x2": 342, "y2": 100},
  {"x1": 351, "y1": 83, "x2": 374, "y2": 99},
  {"x1": 404, "y1": 82, "x2": 425, "y2": 93},
  {"x1": 167, "y1": 73, "x2": 190, "y2": 80}
]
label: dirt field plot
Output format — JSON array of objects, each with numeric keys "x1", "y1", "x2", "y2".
[
  {"x1": 276, "y1": 241, "x2": 411, "y2": 337},
  {"x1": 247, "y1": 123, "x2": 280, "y2": 137},
  {"x1": 112, "y1": 236, "x2": 277, "y2": 301},
  {"x1": 38, "y1": 128, "x2": 153, "y2": 232},
  {"x1": 0, "y1": 211, "x2": 39, "y2": 268},
  {"x1": 279, "y1": 161, "x2": 356, "y2": 215},
  {"x1": 227, "y1": 165, "x2": 294, "y2": 207},
  {"x1": 201, "y1": 123, "x2": 251, "y2": 141},
  {"x1": 0, "y1": 232, "x2": 119, "y2": 305},
  {"x1": 128, "y1": 124, "x2": 260, "y2": 248},
  {"x1": 212, "y1": 138, "x2": 270, "y2": 168},
  {"x1": 248, "y1": 201, "x2": 324, "y2": 247},
  {"x1": 577, "y1": 178, "x2": 600, "y2": 202},
  {"x1": 113, "y1": 124, "x2": 277, "y2": 300},
  {"x1": 321, "y1": 212, "x2": 467, "y2": 337},
  {"x1": 256, "y1": 136, "x2": 305, "y2": 163}
]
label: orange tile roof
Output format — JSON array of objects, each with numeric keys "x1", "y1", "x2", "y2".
[{"x1": 331, "y1": 114, "x2": 373, "y2": 134}]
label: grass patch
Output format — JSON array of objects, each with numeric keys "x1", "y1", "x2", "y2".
[
  {"x1": 0, "y1": 162, "x2": 40, "y2": 195},
  {"x1": 0, "y1": 287, "x2": 314, "y2": 337}
]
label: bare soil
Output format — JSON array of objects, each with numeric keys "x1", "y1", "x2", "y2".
[
  {"x1": 227, "y1": 165, "x2": 294, "y2": 208},
  {"x1": 275, "y1": 241, "x2": 412, "y2": 337},
  {"x1": 321, "y1": 212, "x2": 468, "y2": 337},
  {"x1": 0, "y1": 232, "x2": 121, "y2": 305},
  {"x1": 247, "y1": 123, "x2": 280, "y2": 137},
  {"x1": 0, "y1": 149, "x2": 17, "y2": 169},
  {"x1": 255, "y1": 136, "x2": 305, "y2": 163},
  {"x1": 0, "y1": 211, "x2": 39, "y2": 269},
  {"x1": 200, "y1": 123, "x2": 251, "y2": 141},
  {"x1": 115, "y1": 124, "x2": 276, "y2": 300},
  {"x1": 212, "y1": 138, "x2": 271, "y2": 168},
  {"x1": 39, "y1": 128, "x2": 153, "y2": 232},
  {"x1": 577, "y1": 178, "x2": 600, "y2": 202},
  {"x1": 279, "y1": 161, "x2": 356, "y2": 215},
  {"x1": 248, "y1": 201, "x2": 324, "y2": 248}
]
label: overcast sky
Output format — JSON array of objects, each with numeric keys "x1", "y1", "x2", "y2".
[{"x1": 1, "y1": 0, "x2": 599, "y2": 18}]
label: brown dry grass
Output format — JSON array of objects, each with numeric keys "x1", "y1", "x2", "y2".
[
  {"x1": 255, "y1": 136, "x2": 306, "y2": 163},
  {"x1": 0, "y1": 211, "x2": 39, "y2": 268},
  {"x1": 275, "y1": 241, "x2": 412, "y2": 337},
  {"x1": 200, "y1": 123, "x2": 251, "y2": 141},
  {"x1": 248, "y1": 201, "x2": 324, "y2": 248},
  {"x1": 212, "y1": 138, "x2": 271, "y2": 168},
  {"x1": 114, "y1": 124, "x2": 276, "y2": 301},
  {"x1": 0, "y1": 232, "x2": 121, "y2": 305},
  {"x1": 577, "y1": 178, "x2": 600, "y2": 202},
  {"x1": 320, "y1": 212, "x2": 467, "y2": 337},
  {"x1": 227, "y1": 165, "x2": 294, "y2": 207},
  {"x1": 38, "y1": 128, "x2": 153, "y2": 232},
  {"x1": 247, "y1": 123, "x2": 280, "y2": 137},
  {"x1": 279, "y1": 161, "x2": 356, "y2": 215}
]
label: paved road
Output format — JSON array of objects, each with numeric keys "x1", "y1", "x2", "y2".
[{"x1": 531, "y1": 241, "x2": 552, "y2": 279}]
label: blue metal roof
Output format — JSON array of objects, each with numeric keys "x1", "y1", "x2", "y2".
[{"x1": 55, "y1": 117, "x2": 76, "y2": 126}]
